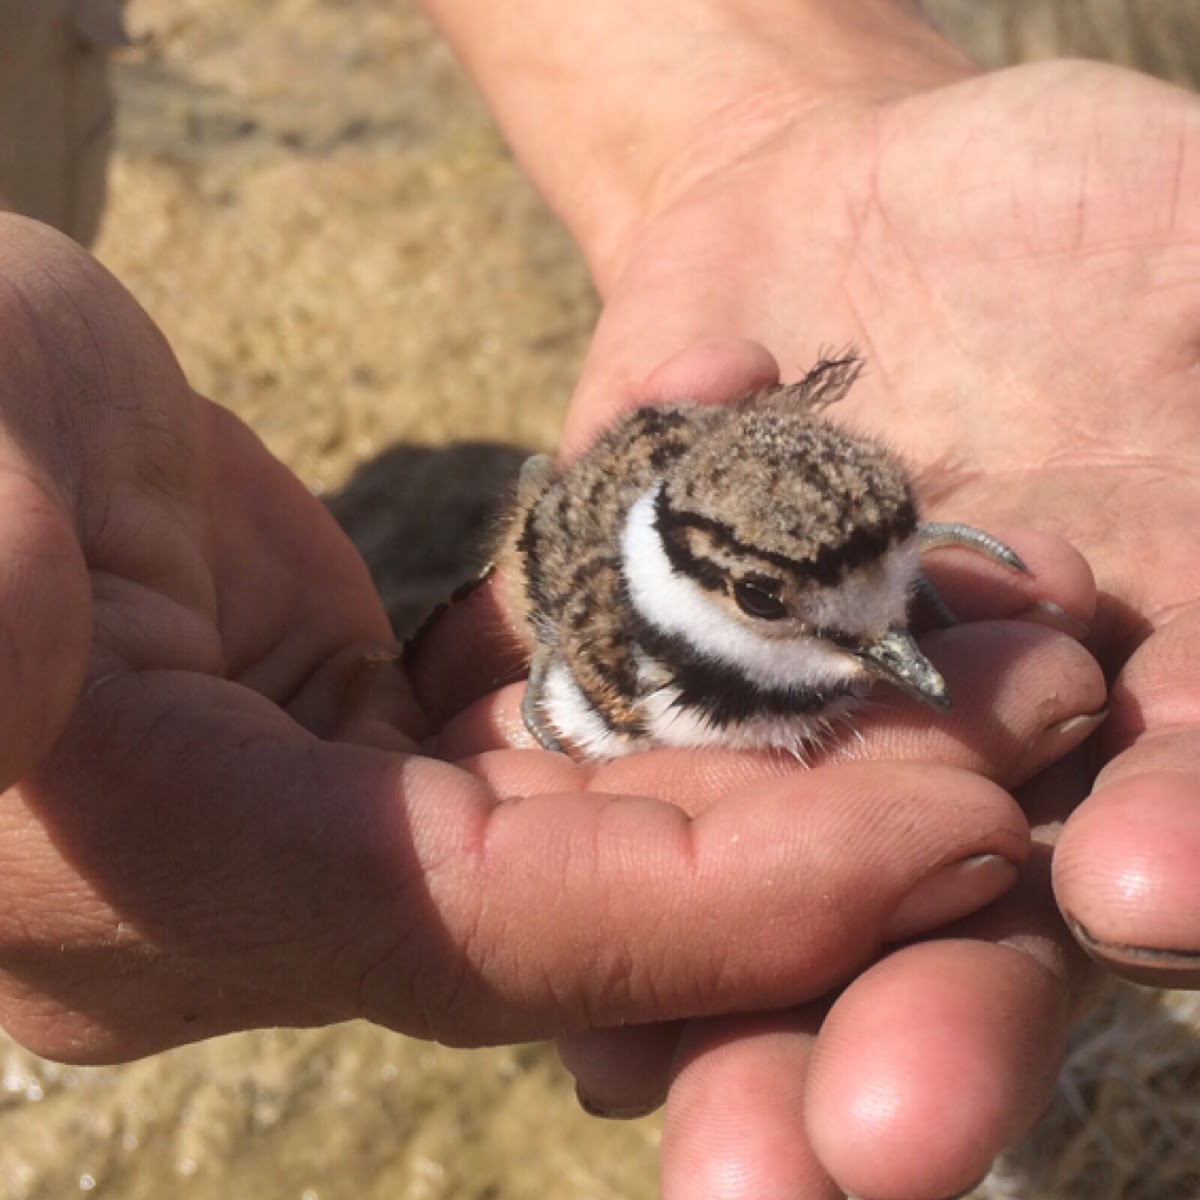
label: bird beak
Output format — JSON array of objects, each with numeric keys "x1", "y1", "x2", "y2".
[{"x1": 850, "y1": 628, "x2": 950, "y2": 712}]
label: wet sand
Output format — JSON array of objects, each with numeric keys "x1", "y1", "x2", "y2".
[{"x1": 2, "y1": 2, "x2": 1199, "y2": 1197}]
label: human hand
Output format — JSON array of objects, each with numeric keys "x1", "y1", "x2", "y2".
[
  {"x1": 0, "y1": 214, "x2": 1103, "y2": 1102},
  {"x1": 428, "y1": 514, "x2": 1103, "y2": 1200},
  {"x1": 558, "y1": 57, "x2": 1200, "y2": 1199}
]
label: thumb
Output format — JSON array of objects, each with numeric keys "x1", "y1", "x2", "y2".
[{"x1": 564, "y1": 328, "x2": 781, "y2": 454}]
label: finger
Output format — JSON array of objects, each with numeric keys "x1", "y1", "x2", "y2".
[
  {"x1": 661, "y1": 1012, "x2": 842, "y2": 1200},
  {"x1": 0, "y1": 656, "x2": 1029, "y2": 1063},
  {"x1": 559, "y1": 1023, "x2": 682, "y2": 1119},
  {"x1": 581, "y1": 765, "x2": 1100, "y2": 1198},
  {"x1": 806, "y1": 751, "x2": 1098, "y2": 1200},
  {"x1": 637, "y1": 337, "x2": 781, "y2": 406},
  {"x1": 806, "y1": 938, "x2": 1071, "y2": 1200},
  {"x1": 284, "y1": 641, "x2": 428, "y2": 751},
  {"x1": 403, "y1": 573, "x2": 530, "y2": 725},
  {"x1": 1055, "y1": 606, "x2": 1200, "y2": 984},
  {"x1": 558, "y1": 743, "x2": 1099, "y2": 1128},
  {"x1": 548, "y1": 529, "x2": 1099, "y2": 1159},
  {"x1": 815, "y1": 620, "x2": 1106, "y2": 790},
  {"x1": 202, "y1": 401, "x2": 400, "y2": 694},
  {"x1": 563, "y1": 335, "x2": 781, "y2": 455},
  {"x1": 439, "y1": 619, "x2": 1106, "y2": 794},
  {"x1": 559, "y1": 833, "x2": 1017, "y2": 1120},
  {"x1": 917, "y1": 523, "x2": 1096, "y2": 634},
  {"x1": 651, "y1": 945, "x2": 1068, "y2": 1200},
  {"x1": 396, "y1": 753, "x2": 1032, "y2": 1044}
]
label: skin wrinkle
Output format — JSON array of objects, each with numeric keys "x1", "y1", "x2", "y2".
[
  {"x1": 40, "y1": 261, "x2": 122, "y2": 437},
  {"x1": 233, "y1": 616, "x2": 305, "y2": 699},
  {"x1": 586, "y1": 802, "x2": 702, "y2": 1022},
  {"x1": 330, "y1": 790, "x2": 463, "y2": 1036},
  {"x1": 0, "y1": 281, "x2": 93, "y2": 518},
  {"x1": 0, "y1": 491, "x2": 76, "y2": 712},
  {"x1": 90, "y1": 577, "x2": 219, "y2": 679},
  {"x1": 1084, "y1": 90, "x2": 1191, "y2": 251},
  {"x1": 1165, "y1": 122, "x2": 1192, "y2": 239},
  {"x1": 348, "y1": 768, "x2": 494, "y2": 1040},
  {"x1": 1026, "y1": 447, "x2": 1197, "y2": 476},
  {"x1": 591, "y1": 940, "x2": 645, "y2": 1029},
  {"x1": 845, "y1": 168, "x2": 976, "y2": 396},
  {"x1": 430, "y1": 793, "x2": 567, "y2": 1033},
  {"x1": 386, "y1": 908, "x2": 477, "y2": 1045},
  {"x1": 91, "y1": 485, "x2": 199, "y2": 596},
  {"x1": 126, "y1": 416, "x2": 200, "y2": 513},
  {"x1": 1138, "y1": 589, "x2": 1200, "y2": 636},
  {"x1": 601, "y1": 885, "x2": 690, "y2": 1028},
  {"x1": 74, "y1": 410, "x2": 210, "y2": 641},
  {"x1": 916, "y1": 458, "x2": 1197, "y2": 545}
]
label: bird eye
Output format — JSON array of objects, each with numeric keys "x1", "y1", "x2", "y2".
[{"x1": 733, "y1": 580, "x2": 788, "y2": 621}]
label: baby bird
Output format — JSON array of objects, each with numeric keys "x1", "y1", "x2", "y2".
[{"x1": 497, "y1": 353, "x2": 1022, "y2": 759}]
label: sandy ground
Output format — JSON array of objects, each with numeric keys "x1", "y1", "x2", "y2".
[{"x1": 1, "y1": 1, "x2": 1199, "y2": 1197}]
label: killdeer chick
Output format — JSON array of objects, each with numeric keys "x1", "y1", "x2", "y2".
[{"x1": 497, "y1": 353, "x2": 1023, "y2": 759}]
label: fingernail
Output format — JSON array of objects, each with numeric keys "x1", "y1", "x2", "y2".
[
  {"x1": 885, "y1": 854, "x2": 1019, "y2": 942},
  {"x1": 341, "y1": 647, "x2": 408, "y2": 709},
  {"x1": 345, "y1": 647, "x2": 404, "y2": 686},
  {"x1": 1043, "y1": 710, "x2": 1107, "y2": 739},
  {"x1": 1066, "y1": 914, "x2": 1200, "y2": 987},
  {"x1": 575, "y1": 1083, "x2": 663, "y2": 1121},
  {"x1": 1015, "y1": 600, "x2": 1091, "y2": 639}
]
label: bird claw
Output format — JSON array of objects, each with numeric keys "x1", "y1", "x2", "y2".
[
  {"x1": 522, "y1": 647, "x2": 568, "y2": 753},
  {"x1": 918, "y1": 522, "x2": 1027, "y2": 573},
  {"x1": 915, "y1": 522, "x2": 1028, "y2": 627}
]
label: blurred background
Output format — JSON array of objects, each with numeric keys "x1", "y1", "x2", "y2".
[{"x1": 1, "y1": 1, "x2": 1199, "y2": 1197}]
